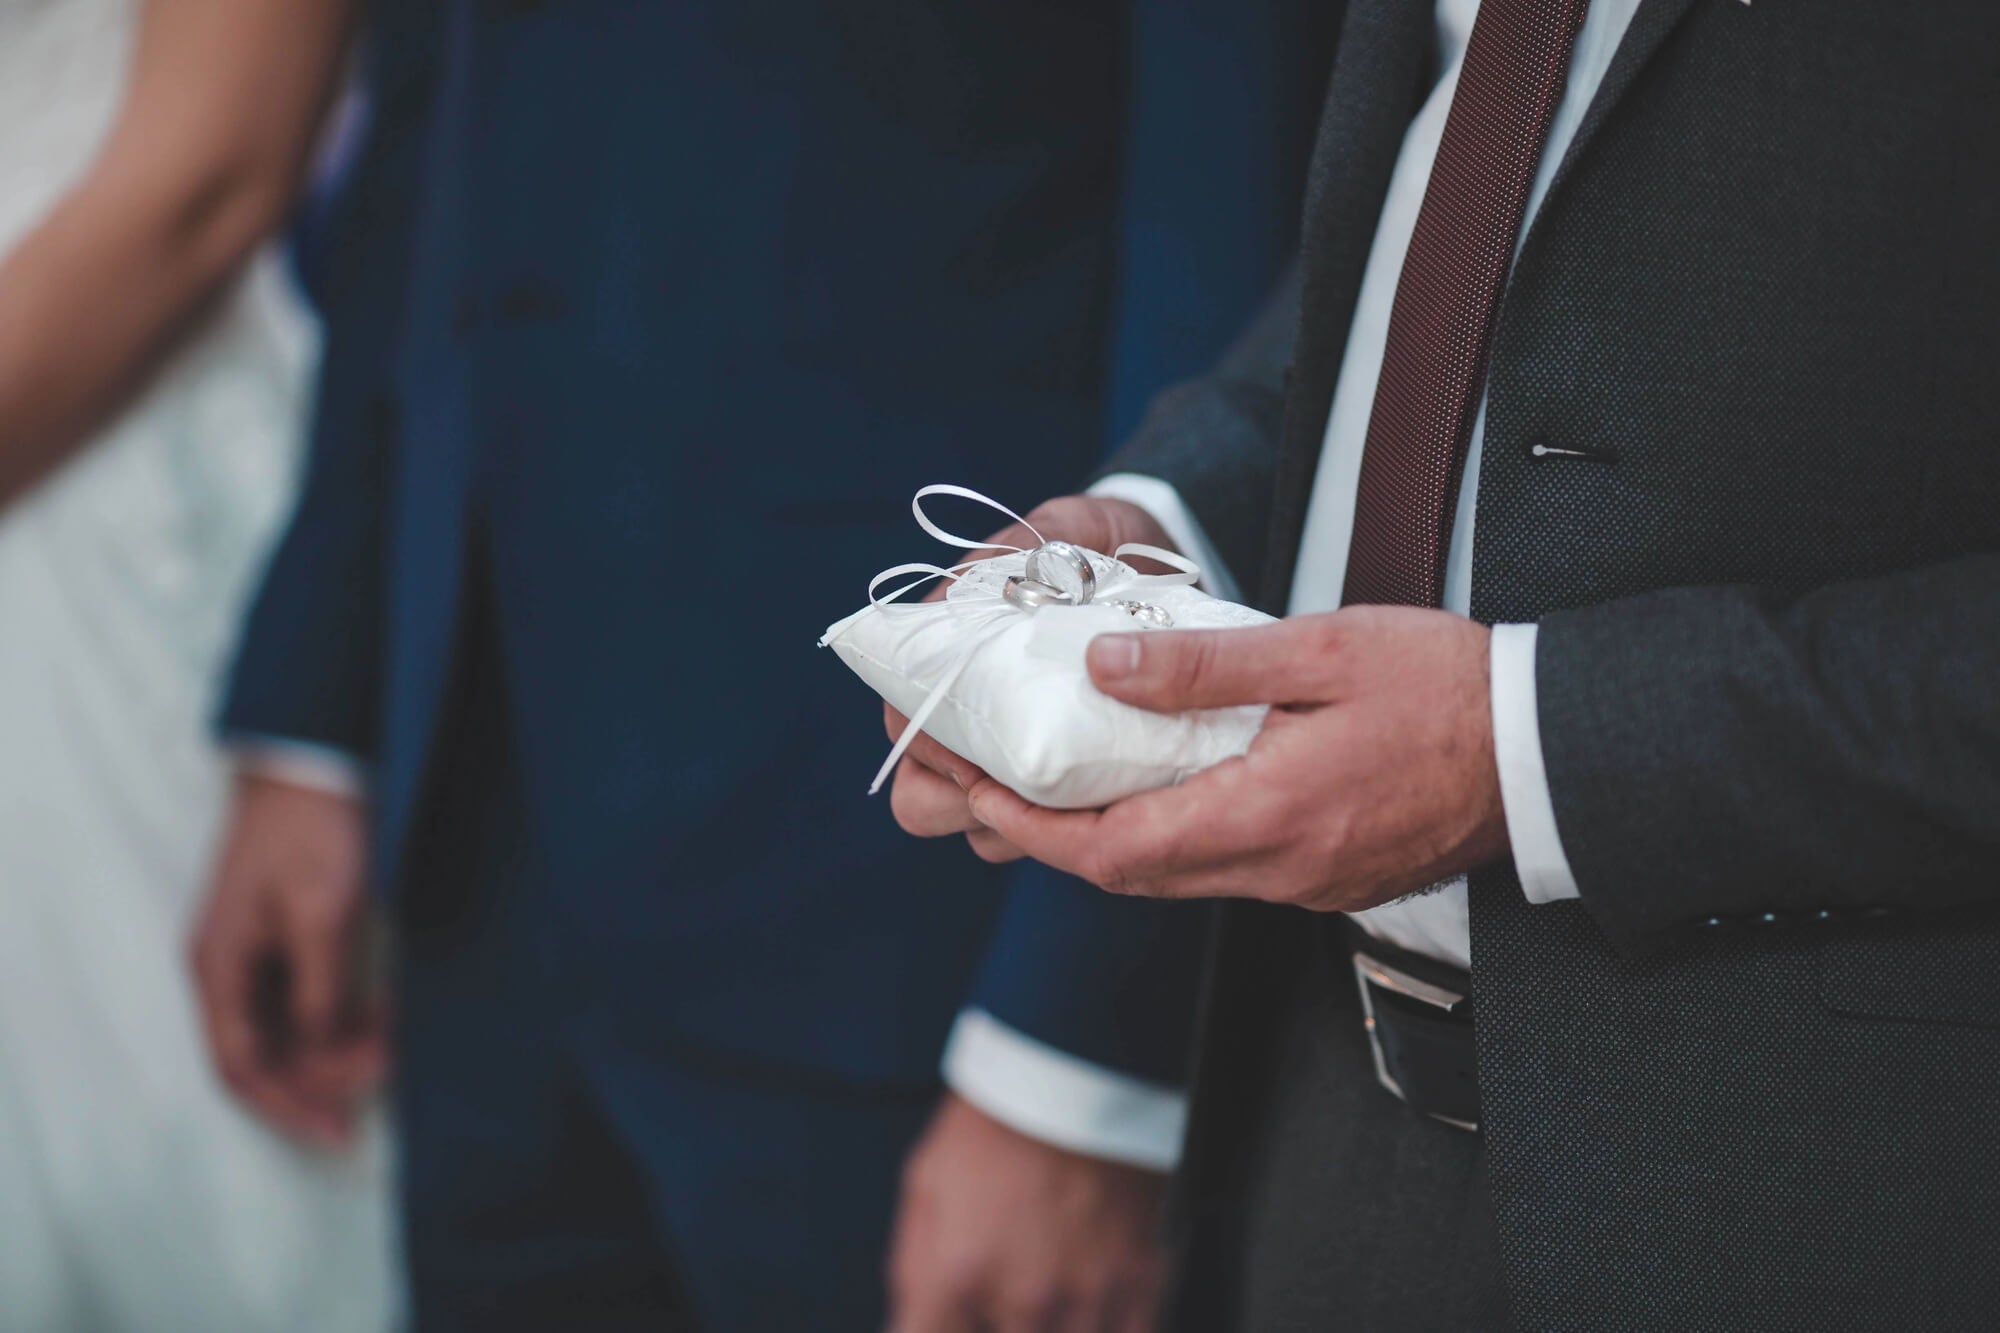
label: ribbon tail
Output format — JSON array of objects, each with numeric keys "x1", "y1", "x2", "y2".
[{"x1": 867, "y1": 646, "x2": 978, "y2": 796}]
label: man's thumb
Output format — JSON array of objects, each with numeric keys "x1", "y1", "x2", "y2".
[{"x1": 1085, "y1": 620, "x2": 1335, "y2": 713}]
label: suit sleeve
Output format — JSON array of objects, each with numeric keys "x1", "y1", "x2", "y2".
[
  {"x1": 1098, "y1": 265, "x2": 1299, "y2": 601},
  {"x1": 1536, "y1": 555, "x2": 2000, "y2": 951},
  {"x1": 218, "y1": 27, "x2": 436, "y2": 760},
  {"x1": 943, "y1": 286, "x2": 1295, "y2": 1164},
  {"x1": 963, "y1": 862, "x2": 1212, "y2": 1082},
  {"x1": 944, "y1": 14, "x2": 1316, "y2": 1140},
  {"x1": 220, "y1": 368, "x2": 393, "y2": 759}
]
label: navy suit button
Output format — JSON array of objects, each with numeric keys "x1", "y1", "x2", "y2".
[{"x1": 453, "y1": 292, "x2": 483, "y2": 334}]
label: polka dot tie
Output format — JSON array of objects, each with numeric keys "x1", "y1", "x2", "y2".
[{"x1": 1341, "y1": 0, "x2": 1594, "y2": 609}]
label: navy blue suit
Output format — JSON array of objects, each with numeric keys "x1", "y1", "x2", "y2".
[{"x1": 227, "y1": 1, "x2": 1325, "y2": 1326}]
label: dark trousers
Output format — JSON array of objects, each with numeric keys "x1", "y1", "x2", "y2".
[
  {"x1": 392, "y1": 550, "x2": 936, "y2": 1331},
  {"x1": 1170, "y1": 909, "x2": 1511, "y2": 1331}
]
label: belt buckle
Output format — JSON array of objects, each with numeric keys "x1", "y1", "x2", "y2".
[{"x1": 1351, "y1": 951, "x2": 1479, "y2": 1133}]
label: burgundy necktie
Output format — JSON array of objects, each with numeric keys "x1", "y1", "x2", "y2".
[{"x1": 1341, "y1": 0, "x2": 1593, "y2": 609}]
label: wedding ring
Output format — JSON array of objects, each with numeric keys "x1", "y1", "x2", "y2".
[
  {"x1": 1108, "y1": 599, "x2": 1174, "y2": 628},
  {"x1": 1023, "y1": 541, "x2": 1096, "y2": 606},
  {"x1": 1003, "y1": 575, "x2": 1074, "y2": 612}
]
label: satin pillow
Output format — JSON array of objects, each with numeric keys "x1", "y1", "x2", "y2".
[{"x1": 823, "y1": 549, "x2": 1272, "y2": 809}]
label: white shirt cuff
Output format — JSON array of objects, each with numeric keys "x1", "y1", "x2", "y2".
[
  {"x1": 228, "y1": 734, "x2": 369, "y2": 799},
  {"x1": 941, "y1": 1008, "x2": 1187, "y2": 1172},
  {"x1": 1087, "y1": 473, "x2": 1243, "y2": 603},
  {"x1": 1490, "y1": 624, "x2": 1580, "y2": 903}
]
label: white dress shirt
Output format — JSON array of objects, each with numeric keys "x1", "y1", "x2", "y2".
[{"x1": 1098, "y1": 0, "x2": 1645, "y2": 972}]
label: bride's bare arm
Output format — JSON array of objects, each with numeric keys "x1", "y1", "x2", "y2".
[{"x1": 0, "y1": 0, "x2": 355, "y2": 511}]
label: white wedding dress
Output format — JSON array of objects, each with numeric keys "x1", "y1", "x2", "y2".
[{"x1": 0, "y1": 3, "x2": 400, "y2": 1330}]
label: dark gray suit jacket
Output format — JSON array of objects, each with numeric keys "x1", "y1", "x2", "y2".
[{"x1": 1112, "y1": 0, "x2": 2000, "y2": 1326}]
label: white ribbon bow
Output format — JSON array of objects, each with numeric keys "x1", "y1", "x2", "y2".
[{"x1": 819, "y1": 484, "x2": 1203, "y2": 795}]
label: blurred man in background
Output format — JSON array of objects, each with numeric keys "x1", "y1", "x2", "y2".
[{"x1": 193, "y1": 1, "x2": 1329, "y2": 1328}]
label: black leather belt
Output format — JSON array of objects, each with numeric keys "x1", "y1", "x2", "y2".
[{"x1": 1338, "y1": 920, "x2": 1480, "y2": 1132}]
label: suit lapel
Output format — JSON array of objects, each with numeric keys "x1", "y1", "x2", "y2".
[{"x1": 1531, "y1": 0, "x2": 1703, "y2": 237}]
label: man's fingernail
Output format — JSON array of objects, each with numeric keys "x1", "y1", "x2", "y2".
[
  {"x1": 1089, "y1": 635, "x2": 1142, "y2": 681},
  {"x1": 966, "y1": 788, "x2": 988, "y2": 824}
]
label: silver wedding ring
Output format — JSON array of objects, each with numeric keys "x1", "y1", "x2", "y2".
[
  {"x1": 1003, "y1": 575, "x2": 1074, "y2": 612},
  {"x1": 1023, "y1": 541, "x2": 1096, "y2": 606}
]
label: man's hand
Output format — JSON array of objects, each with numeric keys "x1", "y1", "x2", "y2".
[
  {"x1": 886, "y1": 493, "x2": 1178, "y2": 866},
  {"x1": 190, "y1": 775, "x2": 388, "y2": 1147},
  {"x1": 887, "y1": 1093, "x2": 1167, "y2": 1333},
  {"x1": 962, "y1": 607, "x2": 1509, "y2": 913}
]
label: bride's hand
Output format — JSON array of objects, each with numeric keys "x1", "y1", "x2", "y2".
[{"x1": 885, "y1": 493, "x2": 1179, "y2": 863}]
